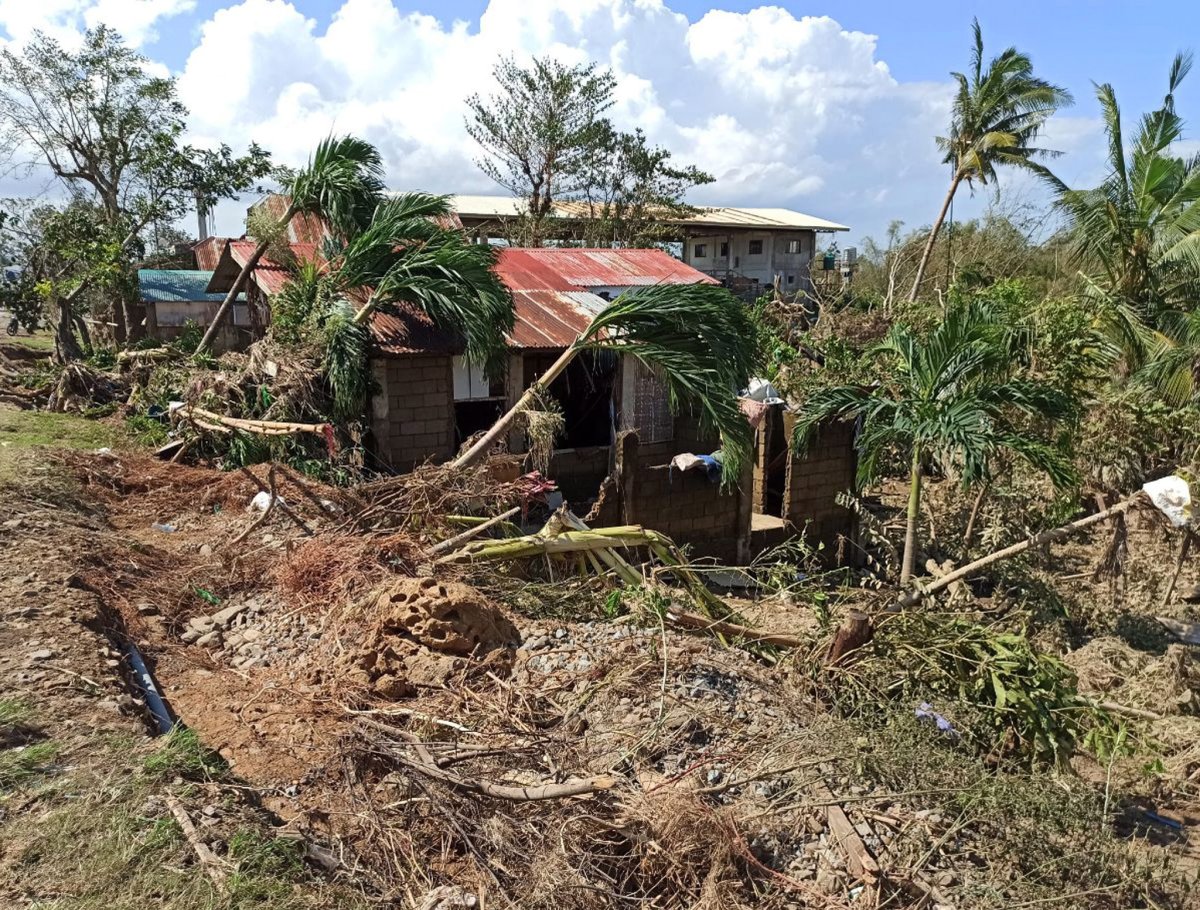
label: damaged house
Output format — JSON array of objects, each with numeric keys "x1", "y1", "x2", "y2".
[{"x1": 206, "y1": 235, "x2": 856, "y2": 564}]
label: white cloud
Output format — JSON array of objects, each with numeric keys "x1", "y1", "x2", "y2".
[
  {"x1": 175, "y1": 0, "x2": 962, "y2": 242},
  {"x1": 0, "y1": 0, "x2": 194, "y2": 48}
]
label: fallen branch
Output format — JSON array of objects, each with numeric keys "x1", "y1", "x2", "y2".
[
  {"x1": 665, "y1": 604, "x2": 803, "y2": 650},
  {"x1": 229, "y1": 465, "x2": 277, "y2": 546},
  {"x1": 178, "y1": 406, "x2": 331, "y2": 440},
  {"x1": 166, "y1": 796, "x2": 228, "y2": 894},
  {"x1": 898, "y1": 493, "x2": 1146, "y2": 609}
]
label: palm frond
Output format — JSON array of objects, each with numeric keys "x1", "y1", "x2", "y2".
[
  {"x1": 576, "y1": 283, "x2": 758, "y2": 485},
  {"x1": 288, "y1": 135, "x2": 386, "y2": 240}
]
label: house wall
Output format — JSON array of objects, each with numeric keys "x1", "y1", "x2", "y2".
[
  {"x1": 781, "y1": 415, "x2": 858, "y2": 559},
  {"x1": 683, "y1": 229, "x2": 816, "y2": 289},
  {"x1": 370, "y1": 354, "x2": 455, "y2": 472},
  {"x1": 613, "y1": 428, "x2": 750, "y2": 564},
  {"x1": 145, "y1": 301, "x2": 252, "y2": 353}
]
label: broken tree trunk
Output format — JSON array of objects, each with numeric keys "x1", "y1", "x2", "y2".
[
  {"x1": 826, "y1": 610, "x2": 873, "y2": 666},
  {"x1": 452, "y1": 345, "x2": 576, "y2": 469},
  {"x1": 898, "y1": 492, "x2": 1145, "y2": 609}
]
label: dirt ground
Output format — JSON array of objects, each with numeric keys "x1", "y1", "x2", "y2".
[{"x1": 2, "y1": 433, "x2": 1199, "y2": 908}]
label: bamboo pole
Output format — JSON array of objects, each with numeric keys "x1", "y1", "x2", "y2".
[{"x1": 429, "y1": 506, "x2": 521, "y2": 555}]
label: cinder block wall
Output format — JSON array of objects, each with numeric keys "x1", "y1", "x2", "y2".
[
  {"x1": 370, "y1": 354, "x2": 455, "y2": 472},
  {"x1": 782, "y1": 415, "x2": 857, "y2": 558},
  {"x1": 616, "y1": 427, "x2": 747, "y2": 564},
  {"x1": 548, "y1": 446, "x2": 612, "y2": 506}
]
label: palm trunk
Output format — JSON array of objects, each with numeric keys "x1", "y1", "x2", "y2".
[
  {"x1": 452, "y1": 344, "x2": 578, "y2": 469},
  {"x1": 351, "y1": 292, "x2": 379, "y2": 326},
  {"x1": 907, "y1": 173, "x2": 963, "y2": 302},
  {"x1": 962, "y1": 481, "x2": 989, "y2": 548},
  {"x1": 900, "y1": 448, "x2": 923, "y2": 585},
  {"x1": 196, "y1": 204, "x2": 297, "y2": 356}
]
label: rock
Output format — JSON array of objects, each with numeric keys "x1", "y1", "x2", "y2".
[
  {"x1": 211, "y1": 602, "x2": 248, "y2": 629},
  {"x1": 416, "y1": 885, "x2": 478, "y2": 910},
  {"x1": 196, "y1": 631, "x2": 223, "y2": 650},
  {"x1": 181, "y1": 628, "x2": 203, "y2": 644},
  {"x1": 188, "y1": 615, "x2": 216, "y2": 633},
  {"x1": 199, "y1": 544, "x2": 213, "y2": 557},
  {"x1": 371, "y1": 673, "x2": 415, "y2": 699},
  {"x1": 28, "y1": 649, "x2": 54, "y2": 661},
  {"x1": 241, "y1": 628, "x2": 262, "y2": 643}
]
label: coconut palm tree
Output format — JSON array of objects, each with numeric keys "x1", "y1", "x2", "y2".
[
  {"x1": 908, "y1": 19, "x2": 1071, "y2": 301},
  {"x1": 452, "y1": 283, "x2": 757, "y2": 485},
  {"x1": 272, "y1": 192, "x2": 513, "y2": 421},
  {"x1": 195, "y1": 135, "x2": 386, "y2": 356},
  {"x1": 793, "y1": 301, "x2": 1074, "y2": 585},
  {"x1": 1049, "y1": 54, "x2": 1200, "y2": 397}
]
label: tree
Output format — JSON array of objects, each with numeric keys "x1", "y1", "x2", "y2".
[
  {"x1": 273, "y1": 192, "x2": 514, "y2": 420},
  {"x1": 0, "y1": 27, "x2": 272, "y2": 349},
  {"x1": 466, "y1": 56, "x2": 616, "y2": 245},
  {"x1": 572, "y1": 125, "x2": 714, "y2": 247},
  {"x1": 453, "y1": 283, "x2": 757, "y2": 485},
  {"x1": 1050, "y1": 54, "x2": 1200, "y2": 399},
  {"x1": 196, "y1": 135, "x2": 386, "y2": 356},
  {"x1": 792, "y1": 301, "x2": 1074, "y2": 585},
  {"x1": 908, "y1": 19, "x2": 1071, "y2": 301}
]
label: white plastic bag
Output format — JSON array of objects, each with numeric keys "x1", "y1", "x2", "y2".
[{"x1": 1142, "y1": 475, "x2": 1192, "y2": 527}]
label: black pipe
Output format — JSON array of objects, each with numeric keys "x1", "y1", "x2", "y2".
[{"x1": 122, "y1": 640, "x2": 175, "y2": 735}]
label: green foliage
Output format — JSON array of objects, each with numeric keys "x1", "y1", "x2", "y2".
[
  {"x1": 142, "y1": 726, "x2": 228, "y2": 781},
  {"x1": 794, "y1": 299, "x2": 1076, "y2": 490},
  {"x1": 227, "y1": 830, "x2": 308, "y2": 902},
  {"x1": 578, "y1": 283, "x2": 757, "y2": 485},
  {"x1": 286, "y1": 135, "x2": 385, "y2": 241},
  {"x1": 466, "y1": 56, "x2": 616, "y2": 239},
  {"x1": 869, "y1": 615, "x2": 1117, "y2": 763},
  {"x1": 322, "y1": 302, "x2": 370, "y2": 421}
]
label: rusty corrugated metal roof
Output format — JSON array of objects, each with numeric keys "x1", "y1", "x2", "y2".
[
  {"x1": 497, "y1": 248, "x2": 719, "y2": 289},
  {"x1": 373, "y1": 247, "x2": 714, "y2": 355}
]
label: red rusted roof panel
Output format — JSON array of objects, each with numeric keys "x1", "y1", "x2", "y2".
[{"x1": 495, "y1": 247, "x2": 717, "y2": 290}]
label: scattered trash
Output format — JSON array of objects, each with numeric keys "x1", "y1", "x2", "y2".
[
  {"x1": 742, "y1": 377, "x2": 784, "y2": 404},
  {"x1": 194, "y1": 587, "x2": 221, "y2": 607},
  {"x1": 669, "y1": 452, "x2": 723, "y2": 484},
  {"x1": 249, "y1": 491, "x2": 284, "y2": 513},
  {"x1": 915, "y1": 702, "x2": 957, "y2": 736},
  {"x1": 1143, "y1": 474, "x2": 1192, "y2": 527},
  {"x1": 151, "y1": 522, "x2": 177, "y2": 533},
  {"x1": 95, "y1": 447, "x2": 114, "y2": 457}
]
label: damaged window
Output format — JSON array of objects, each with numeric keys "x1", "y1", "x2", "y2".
[{"x1": 524, "y1": 350, "x2": 617, "y2": 449}]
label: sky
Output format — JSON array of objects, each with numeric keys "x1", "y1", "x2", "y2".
[{"x1": 1, "y1": 0, "x2": 1198, "y2": 247}]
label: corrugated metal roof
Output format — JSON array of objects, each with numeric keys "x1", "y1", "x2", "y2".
[
  {"x1": 443, "y1": 194, "x2": 849, "y2": 232},
  {"x1": 205, "y1": 240, "x2": 323, "y2": 296},
  {"x1": 497, "y1": 248, "x2": 719, "y2": 289},
  {"x1": 374, "y1": 247, "x2": 714, "y2": 355},
  {"x1": 138, "y1": 270, "x2": 243, "y2": 303}
]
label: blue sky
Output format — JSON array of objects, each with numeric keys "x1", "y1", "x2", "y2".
[{"x1": 3, "y1": 1, "x2": 1198, "y2": 243}]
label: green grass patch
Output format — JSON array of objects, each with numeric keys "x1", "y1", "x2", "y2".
[
  {"x1": 4, "y1": 331, "x2": 56, "y2": 353},
  {"x1": 0, "y1": 406, "x2": 128, "y2": 486},
  {"x1": 142, "y1": 726, "x2": 229, "y2": 781},
  {"x1": 0, "y1": 740, "x2": 59, "y2": 790}
]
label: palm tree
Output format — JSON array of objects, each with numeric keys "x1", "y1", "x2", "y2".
[
  {"x1": 908, "y1": 19, "x2": 1071, "y2": 301},
  {"x1": 793, "y1": 302, "x2": 1074, "y2": 585},
  {"x1": 1050, "y1": 54, "x2": 1200, "y2": 397},
  {"x1": 452, "y1": 283, "x2": 757, "y2": 485},
  {"x1": 272, "y1": 193, "x2": 513, "y2": 420},
  {"x1": 195, "y1": 135, "x2": 386, "y2": 356}
]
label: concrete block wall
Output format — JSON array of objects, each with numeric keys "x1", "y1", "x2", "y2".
[
  {"x1": 616, "y1": 431, "x2": 747, "y2": 564},
  {"x1": 548, "y1": 445, "x2": 612, "y2": 506},
  {"x1": 782, "y1": 415, "x2": 857, "y2": 558},
  {"x1": 370, "y1": 354, "x2": 455, "y2": 472}
]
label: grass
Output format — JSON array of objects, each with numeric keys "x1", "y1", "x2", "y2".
[
  {"x1": 142, "y1": 726, "x2": 229, "y2": 781},
  {"x1": 4, "y1": 331, "x2": 56, "y2": 353},
  {"x1": 0, "y1": 405, "x2": 128, "y2": 485},
  {"x1": 8, "y1": 730, "x2": 368, "y2": 909},
  {"x1": 0, "y1": 698, "x2": 58, "y2": 791}
]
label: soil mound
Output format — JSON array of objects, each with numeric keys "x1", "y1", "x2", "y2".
[{"x1": 348, "y1": 577, "x2": 520, "y2": 698}]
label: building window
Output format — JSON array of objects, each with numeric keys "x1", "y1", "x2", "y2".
[
  {"x1": 787, "y1": 274, "x2": 795, "y2": 284},
  {"x1": 694, "y1": 243, "x2": 707, "y2": 258},
  {"x1": 786, "y1": 239, "x2": 802, "y2": 254},
  {"x1": 719, "y1": 241, "x2": 729, "y2": 258},
  {"x1": 748, "y1": 239, "x2": 764, "y2": 255}
]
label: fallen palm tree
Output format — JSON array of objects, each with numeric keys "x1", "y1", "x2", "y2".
[{"x1": 176, "y1": 405, "x2": 335, "y2": 450}]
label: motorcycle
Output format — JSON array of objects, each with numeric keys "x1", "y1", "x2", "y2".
[{"x1": 5, "y1": 315, "x2": 18, "y2": 336}]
